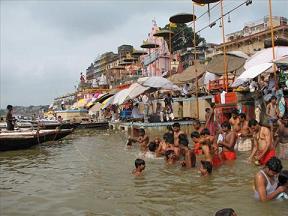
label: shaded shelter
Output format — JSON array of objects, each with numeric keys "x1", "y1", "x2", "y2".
[
  {"x1": 169, "y1": 62, "x2": 206, "y2": 84},
  {"x1": 245, "y1": 46, "x2": 288, "y2": 69},
  {"x1": 137, "y1": 76, "x2": 180, "y2": 90},
  {"x1": 169, "y1": 13, "x2": 197, "y2": 24},
  {"x1": 207, "y1": 52, "x2": 247, "y2": 75},
  {"x1": 232, "y1": 63, "x2": 273, "y2": 87}
]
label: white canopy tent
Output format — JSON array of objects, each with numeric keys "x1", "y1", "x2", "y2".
[
  {"x1": 102, "y1": 83, "x2": 150, "y2": 108},
  {"x1": 244, "y1": 46, "x2": 288, "y2": 70},
  {"x1": 232, "y1": 63, "x2": 273, "y2": 87},
  {"x1": 137, "y1": 76, "x2": 181, "y2": 91}
]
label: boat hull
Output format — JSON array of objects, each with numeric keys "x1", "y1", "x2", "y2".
[{"x1": 0, "y1": 129, "x2": 73, "y2": 151}]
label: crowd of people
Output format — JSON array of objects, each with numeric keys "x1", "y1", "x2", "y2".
[{"x1": 128, "y1": 108, "x2": 288, "y2": 203}]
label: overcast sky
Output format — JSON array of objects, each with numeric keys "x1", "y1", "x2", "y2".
[{"x1": 0, "y1": 0, "x2": 287, "y2": 107}]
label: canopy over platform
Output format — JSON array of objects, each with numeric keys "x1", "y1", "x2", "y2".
[
  {"x1": 140, "y1": 42, "x2": 159, "y2": 49},
  {"x1": 192, "y1": 0, "x2": 220, "y2": 4},
  {"x1": 207, "y1": 52, "x2": 247, "y2": 75},
  {"x1": 232, "y1": 63, "x2": 273, "y2": 87},
  {"x1": 245, "y1": 46, "x2": 288, "y2": 70},
  {"x1": 169, "y1": 62, "x2": 206, "y2": 84},
  {"x1": 132, "y1": 50, "x2": 148, "y2": 57},
  {"x1": 138, "y1": 76, "x2": 180, "y2": 91},
  {"x1": 169, "y1": 13, "x2": 197, "y2": 24},
  {"x1": 153, "y1": 29, "x2": 174, "y2": 38},
  {"x1": 273, "y1": 55, "x2": 288, "y2": 65}
]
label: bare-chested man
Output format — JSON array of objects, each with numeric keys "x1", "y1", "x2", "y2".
[
  {"x1": 132, "y1": 158, "x2": 146, "y2": 176},
  {"x1": 156, "y1": 132, "x2": 174, "y2": 157},
  {"x1": 127, "y1": 128, "x2": 149, "y2": 151},
  {"x1": 248, "y1": 119, "x2": 276, "y2": 165},
  {"x1": 236, "y1": 113, "x2": 252, "y2": 152},
  {"x1": 266, "y1": 96, "x2": 279, "y2": 139},
  {"x1": 218, "y1": 121, "x2": 237, "y2": 161},
  {"x1": 172, "y1": 122, "x2": 185, "y2": 147},
  {"x1": 275, "y1": 116, "x2": 288, "y2": 160},
  {"x1": 178, "y1": 134, "x2": 196, "y2": 168},
  {"x1": 200, "y1": 128, "x2": 222, "y2": 167},
  {"x1": 193, "y1": 120, "x2": 204, "y2": 133},
  {"x1": 229, "y1": 109, "x2": 241, "y2": 133}
]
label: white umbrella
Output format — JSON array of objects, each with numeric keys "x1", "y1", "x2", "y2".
[
  {"x1": 232, "y1": 63, "x2": 273, "y2": 87},
  {"x1": 125, "y1": 83, "x2": 150, "y2": 100},
  {"x1": 137, "y1": 76, "x2": 180, "y2": 90},
  {"x1": 244, "y1": 46, "x2": 288, "y2": 70}
]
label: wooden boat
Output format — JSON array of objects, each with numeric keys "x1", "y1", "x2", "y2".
[
  {"x1": 76, "y1": 122, "x2": 109, "y2": 129},
  {"x1": 32, "y1": 121, "x2": 79, "y2": 130},
  {"x1": 0, "y1": 129, "x2": 73, "y2": 151}
]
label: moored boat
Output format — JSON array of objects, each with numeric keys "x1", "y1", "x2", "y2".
[
  {"x1": 0, "y1": 129, "x2": 73, "y2": 151},
  {"x1": 76, "y1": 122, "x2": 109, "y2": 129}
]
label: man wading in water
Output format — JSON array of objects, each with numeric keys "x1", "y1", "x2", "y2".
[
  {"x1": 218, "y1": 122, "x2": 237, "y2": 161},
  {"x1": 248, "y1": 119, "x2": 276, "y2": 165},
  {"x1": 275, "y1": 115, "x2": 288, "y2": 160},
  {"x1": 254, "y1": 157, "x2": 286, "y2": 202},
  {"x1": 132, "y1": 159, "x2": 146, "y2": 176},
  {"x1": 236, "y1": 113, "x2": 252, "y2": 152}
]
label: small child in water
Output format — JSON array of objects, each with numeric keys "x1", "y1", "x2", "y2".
[
  {"x1": 199, "y1": 160, "x2": 212, "y2": 176},
  {"x1": 132, "y1": 158, "x2": 146, "y2": 176},
  {"x1": 276, "y1": 170, "x2": 288, "y2": 200}
]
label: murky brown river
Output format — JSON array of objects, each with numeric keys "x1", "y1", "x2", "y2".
[{"x1": 0, "y1": 129, "x2": 287, "y2": 215}]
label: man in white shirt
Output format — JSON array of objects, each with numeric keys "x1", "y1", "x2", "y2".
[{"x1": 131, "y1": 104, "x2": 144, "y2": 119}]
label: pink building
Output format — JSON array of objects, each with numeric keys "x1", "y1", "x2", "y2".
[{"x1": 141, "y1": 20, "x2": 171, "y2": 77}]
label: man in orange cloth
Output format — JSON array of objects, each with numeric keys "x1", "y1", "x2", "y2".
[
  {"x1": 217, "y1": 122, "x2": 237, "y2": 161},
  {"x1": 248, "y1": 119, "x2": 276, "y2": 165}
]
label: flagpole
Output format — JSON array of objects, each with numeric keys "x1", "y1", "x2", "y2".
[
  {"x1": 268, "y1": 0, "x2": 277, "y2": 88},
  {"x1": 220, "y1": 0, "x2": 228, "y2": 91},
  {"x1": 193, "y1": 3, "x2": 199, "y2": 119}
]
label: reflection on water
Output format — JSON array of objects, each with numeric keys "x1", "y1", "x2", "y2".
[{"x1": 0, "y1": 129, "x2": 287, "y2": 215}]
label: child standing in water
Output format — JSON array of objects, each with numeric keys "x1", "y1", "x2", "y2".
[
  {"x1": 132, "y1": 158, "x2": 146, "y2": 176},
  {"x1": 127, "y1": 128, "x2": 149, "y2": 151}
]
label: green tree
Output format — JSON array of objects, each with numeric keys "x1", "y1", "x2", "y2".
[{"x1": 162, "y1": 23, "x2": 206, "y2": 52}]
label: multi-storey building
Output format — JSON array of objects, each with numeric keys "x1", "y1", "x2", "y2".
[{"x1": 216, "y1": 16, "x2": 288, "y2": 55}]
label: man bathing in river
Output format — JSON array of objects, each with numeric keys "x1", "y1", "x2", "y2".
[
  {"x1": 229, "y1": 109, "x2": 241, "y2": 133},
  {"x1": 132, "y1": 158, "x2": 146, "y2": 176},
  {"x1": 156, "y1": 132, "x2": 175, "y2": 157},
  {"x1": 236, "y1": 113, "x2": 252, "y2": 152},
  {"x1": 218, "y1": 122, "x2": 237, "y2": 161},
  {"x1": 248, "y1": 119, "x2": 275, "y2": 165},
  {"x1": 172, "y1": 122, "x2": 185, "y2": 147},
  {"x1": 275, "y1": 115, "x2": 288, "y2": 160},
  {"x1": 127, "y1": 128, "x2": 149, "y2": 151},
  {"x1": 254, "y1": 157, "x2": 286, "y2": 201},
  {"x1": 192, "y1": 120, "x2": 204, "y2": 134},
  {"x1": 199, "y1": 160, "x2": 213, "y2": 176},
  {"x1": 178, "y1": 134, "x2": 196, "y2": 168}
]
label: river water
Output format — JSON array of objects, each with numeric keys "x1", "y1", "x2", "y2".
[{"x1": 0, "y1": 129, "x2": 287, "y2": 216}]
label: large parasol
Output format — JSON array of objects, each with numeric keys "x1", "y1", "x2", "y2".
[{"x1": 169, "y1": 13, "x2": 197, "y2": 24}]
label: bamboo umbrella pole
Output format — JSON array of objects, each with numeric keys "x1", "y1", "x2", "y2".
[
  {"x1": 220, "y1": 0, "x2": 228, "y2": 91},
  {"x1": 193, "y1": 3, "x2": 199, "y2": 119},
  {"x1": 268, "y1": 0, "x2": 277, "y2": 87},
  {"x1": 169, "y1": 25, "x2": 172, "y2": 77}
]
